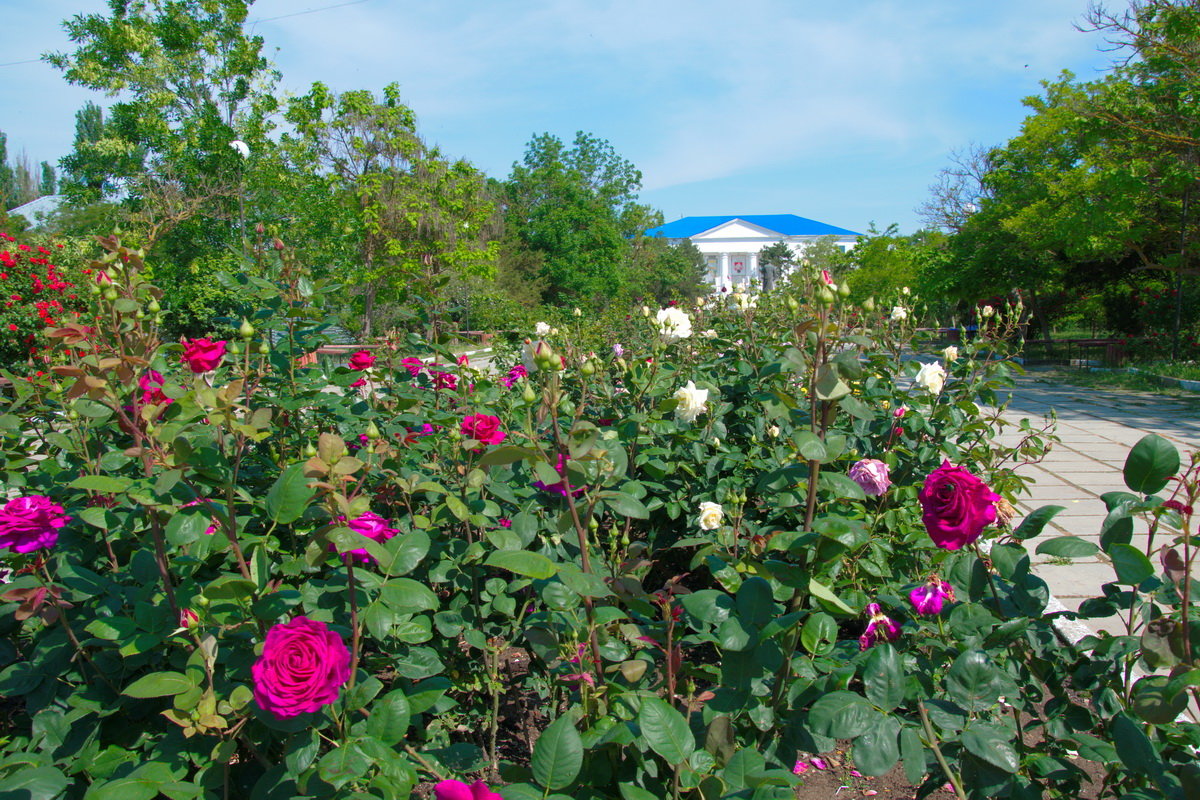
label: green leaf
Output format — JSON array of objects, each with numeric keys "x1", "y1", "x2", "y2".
[
  {"x1": 945, "y1": 650, "x2": 1007, "y2": 712},
  {"x1": 68, "y1": 475, "x2": 133, "y2": 493},
  {"x1": 792, "y1": 431, "x2": 827, "y2": 461},
  {"x1": 122, "y1": 671, "x2": 193, "y2": 698},
  {"x1": 317, "y1": 741, "x2": 371, "y2": 788},
  {"x1": 1035, "y1": 536, "x2": 1099, "y2": 558},
  {"x1": 0, "y1": 765, "x2": 68, "y2": 798},
  {"x1": 1110, "y1": 543, "x2": 1154, "y2": 585},
  {"x1": 639, "y1": 697, "x2": 695, "y2": 765},
  {"x1": 800, "y1": 612, "x2": 837, "y2": 655},
  {"x1": 853, "y1": 714, "x2": 901, "y2": 777},
  {"x1": 808, "y1": 578, "x2": 854, "y2": 614},
  {"x1": 1013, "y1": 505, "x2": 1065, "y2": 540},
  {"x1": 1124, "y1": 434, "x2": 1180, "y2": 495},
  {"x1": 379, "y1": 579, "x2": 439, "y2": 614},
  {"x1": 863, "y1": 643, "x2": 905, "y2": 712},
  {"x1": 814, "y1": 363, "x2": 850, "y2": 401},
  {"x1": 366, "y1": 689, "x2": 411, "y2": 746},
  {"x1": 484, "y1": 550, "x2": 557, "y2": 580},
  {"x1": 478, "y1": 445, "x2": 537, "y2": 466},
  {"x1": 962, "y1": 725, "x2": 1020, "y2": 773},
  {"x1": 532, "y1": 714, "x2": 583, "y2": 790},
  {"x1": 899, "y1": 725, "x2": 926, "y2": 785},
  {"x1": 1111, "y1": 712, "x2": 1165, "y2": 777},
  {"x1": 600, "y1": 491, "x2": 649, "y2": 519},
  {"x1": 265, "y1": 463, "x2": 315, "y2": 525},
  {"x1": 1131, "y1": 675, "x2": 1189, "y2": 725},
  {"x1": 808, "y1": 691, "x2": 877, "y2": 739}
]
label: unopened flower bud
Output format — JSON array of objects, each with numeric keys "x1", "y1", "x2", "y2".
[
  {"x1": 272, "y1": 238, "x2": 285, "y2": 251},
  {"x1": 147, "y1": 298, "x2": 161, "y2": 313},
  {"x1": 837, "y1": 283, "x2": 851, "y2": 298},
  {"x1": 816, "y1": 287, "x2": 835, "y2": 305},
  {"x1": 103, "y1": 288, "x2": 118, "y2": 302},
  {"x1": 581, "y1": 359, "x2": 595, "y2": 376},
  {"x1": 522, "y1": 383, "x2": 537, "y2": 404},
  {"x1": 255, "y1": 222, "x2": 265, "y2": 236},
  {"x1": 302, "y1": 442, "x2": 317, "y2": 458},
  {"x1": 258, "y1": 342, "x2": 270, "y2": 355},
  {"x1": 228, "y1": 341, "x2": 242, "y2": 355},
  {"x1": 641, "y1": 305, "x2": 650, "y2": 317},
  {"x1": 238, "y1": 318, "x2": 255, "y2": 339},
  {"x1": 786, "y1": 296, "x2": 800, "y2": 312},
  {"x1": 862, "y1": 297, "x2": 876, "y2": 313}
]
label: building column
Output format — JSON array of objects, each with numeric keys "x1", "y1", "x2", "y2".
[
  {"x1": 718, "y1": 253, "x2": 730, "y2": 291},
  {"x1": 748, "y1": 251, "x2": 759, "y2": 287}
]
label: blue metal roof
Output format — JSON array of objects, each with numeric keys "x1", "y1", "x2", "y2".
[{"x1": 645, "y1": 214, "x2": 861, "y2": 239}]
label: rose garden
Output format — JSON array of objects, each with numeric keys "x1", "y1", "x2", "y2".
[{"x1": 0, "y1": 232, "x2": 1197, "y2": 800}]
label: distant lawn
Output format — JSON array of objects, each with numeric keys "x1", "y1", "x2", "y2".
[{"x1": 1030, "y1": 366, "x2": 1200, "y2": 400}]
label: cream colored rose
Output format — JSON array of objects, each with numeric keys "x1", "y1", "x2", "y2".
[
  {"x1": 767, "y1": 424, "x2": 780, "y2": 438},
  {"x1": 914, "y1": 362, "x2": 947, "y2": 395},
  {"x1": 535, "y1": 321, "x2": 551, "y2": 336},
  {"x1": 942, "y1": 345, "x2": 959, "y2": 362},
  {"x1": 673, "y1": 380, "x2": 709, "y2": 423},
  {"x1": 980, "y1": 305, "x2": 995, "y2": 318},
  {"x1": 656, "y1": 307, "x2": 693, "y2": 342},
  {"x1": 701, "y1": 329, "x2": 717, "y2": 339},
  {"x1": 890, "y1": 306, "x2": 909, "y2": 322},
  {"x1": 698, "y1": 501, "x2": 724, "y2": 531}
]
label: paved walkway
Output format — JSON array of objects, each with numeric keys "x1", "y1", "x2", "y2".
[{"x1": 994, "y1": 371, "x2": 1200, "y2": 637}]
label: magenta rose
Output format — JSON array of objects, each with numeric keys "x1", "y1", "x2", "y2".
[
  {"x1": 848, "y1": 458, "x2": 890, "y2": 496},
  {"x1": 401, "y1": 357, "x2": 424, "y2": 377},
  {"x1": 348, "y1": 349, "x2": 376, "y2": 370},
  {"x1": 918, "y1": 461, "x2": 1000, "y2": 550},
  {"x1": 461, "y1": 414, "x2": 506, "y2": 448},
  {"x1": 252, "y1": 616, "x2": 351, "y2": 720},
  {"x1": 435, "y1": 780, "x2": 503, "y2": 800},
  {"x1": 858, "y1": 602, "x2": 900, "y2": 651},
  {"x1": 0, "y1": 495, "x2": 69, "y2": 554},
  {"x1": 337, "y1": 511, "x2": 399, "y2": 564},
  {"x1": 138, "y1": 370, "x2": 171, "y2": 406},
  {"x1": 909, "y1": 575, "x2": 955, "y2": 616},
  {"x1": 180, "y1": 338, "x2": 227, "y2": 373}
]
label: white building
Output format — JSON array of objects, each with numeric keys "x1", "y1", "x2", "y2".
[{"x1": 644, "y1": 214, "x2": 861, "y2": 291}]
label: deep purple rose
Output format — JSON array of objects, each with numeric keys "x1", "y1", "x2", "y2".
[
  {"x1": 918, "y1": 461, "x2": 1000, "y2": 550},
  {"x1": 0, "y1": 496, "x2": 69, "y2": 554},
  {"x1": 858, "y1": 602, "x2": 900, "y2": 651},
  {"x1": 848, "y1": 458, "x2": 890, "y2": 496},
  {"x1": 252, "y1": 616, "x2": 351, "y2": 720}
]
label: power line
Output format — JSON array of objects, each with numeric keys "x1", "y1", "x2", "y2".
[
  {"x1": 250, "y1": 0, "x2": 371, "y2": 24},
  {"x1": 0, "y1": 0, "x2": 373, "y2": 69}
]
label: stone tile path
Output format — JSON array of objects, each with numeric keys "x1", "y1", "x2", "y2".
[{"x1": 995, "y1": 372, "x2": 1200, "y2": 637}]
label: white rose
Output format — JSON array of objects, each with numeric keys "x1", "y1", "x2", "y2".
[
  {"x1": 767, "y1": 424, "x2": 780, "y2": 438},
  {"x1": 980, "y1": 305, "x2": 995, "y2": 318},
  {"x1": 701, "y1": 329, "x2": 717, "y2": 339},
  {"x1": 535, "y1": 321, "x2": 551, "y2": 336},
  {"x1": 698, "y1": 501, "x2": 724, "y2": 531},
  {"x1": 942, "y1": 345, "x2": 959, "y2": 362},
  {"x1": 656, "y1": 307, "x2": 693, "y2": 342},
  {"x1": 673, "y1": 379, "x2": 709, "y2": 423},
  {"x1": 901, "y1": 286, "x2": 911, "y2": 296},
  {"x1": 914, "y1": 362, "x2": 947, "y2": 395},
  {"x1": 229, "y1": 139, "x2": 250, "y2": 158},
  {"x1": 573, "y1": 307, "x2": 581, "y2": 317},
  {"x1": 890, "y1": 306, "x2": 908, "y2": 322}
]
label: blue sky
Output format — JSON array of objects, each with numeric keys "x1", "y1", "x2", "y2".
[{"x1": 1, "y1": 0, "x2": 1116, "y2": 233}]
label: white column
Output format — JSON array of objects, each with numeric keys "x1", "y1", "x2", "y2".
[
  {"x1": 748, "y1": 251, "x2": 759, "y2": 287},
  {"x1": 718, "y1": 253, "x2": 730, "y2": 291}
]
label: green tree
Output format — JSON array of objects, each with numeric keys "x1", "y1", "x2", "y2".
[
  {"x1": 285, "y1": 82, "x2": 499, "y2": 337},
  {"x1": 0, "y1": 133, "x2": 14, "y2": 210},
  {"x1": 757, "y1": 241, "x2": 794, "y2": 292},
  {"x1": 39, "y1": 162, "x2": 56, "y2": 197},
  {"x1": 504, "y1": 132, "x2": 655, "y2": 304}
]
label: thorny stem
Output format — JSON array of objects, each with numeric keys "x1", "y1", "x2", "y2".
[
  {"x1": 346, "y1": 556, "x2": 361, "y2": 689},
  {"x1": 404, "y1": 745, "x2": 447, "y2": 780},
  {"x1": 918, "y1": 700, "x2": 968, "y2": 800}
]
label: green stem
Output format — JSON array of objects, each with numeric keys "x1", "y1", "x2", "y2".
[{"x1": 918, "y1": 700, "x2": 968, "y2": 800}]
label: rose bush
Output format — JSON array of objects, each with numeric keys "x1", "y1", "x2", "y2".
[{"x1": 1, "y1": 237, "x2": 1190, "y2": 800}]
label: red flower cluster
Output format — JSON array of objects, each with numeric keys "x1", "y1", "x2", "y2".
[{"x1": 0, "y1": 235, "x2": 88, "y2": 368}]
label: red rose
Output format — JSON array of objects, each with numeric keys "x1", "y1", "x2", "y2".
[
  {"x1": 918, "y1": 461, "x2": 1000, "y2": 550},
  {"x1": 348, "y1": 350, "x2": 375, "y2": 370},
  {"x1": 460, "y1": 414, "x2": 506, "y2": 448},
  {"x1": 180, "y1": 338, "x2": 227, "y2": 373}
]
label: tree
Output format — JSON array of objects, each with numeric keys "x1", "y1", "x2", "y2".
[
  {"x1": 47, "y1": 0, "x2": 280, "y2": 224},
  {"x1": 39, "y1": 162, "x2": 56, "y2": 197},
  {"x1": 504, "y1": 132, "x2": 656, "y2": 304},
  {"x1": 285, "y1": 82, "x2": 499, "y2": 337},
  {"x1": 916, "y1": 144, "x2": 993, "y2": 233},
  {"x1": 757, "y1": 241, "x2": 795, "y2": 292}
]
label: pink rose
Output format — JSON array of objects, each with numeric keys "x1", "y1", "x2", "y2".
[
  {"x1": 180, "y1": 338, "x2": 227, "y2": 373},
  {"x1": 401, "y1": 357, "x2": 424, "y2": 377},
  {"x1": 434, "y1": 780, "x2": 503, "y2": 800},
  {"x1": 909, "y1": 575, "x2": 955, "y2": 616},
  {"x1": 252, "y1": 616, "x2": 351, "y2": 720},
  {"x1": 461, "y1": 414, "x2": 506, "y2": 448},
  {"x1": 348, "y1": 350, "x2": 375, "y2": 370},
  {"x1": 848, "y1": 458, "x2": 890, "y2": 496},
  {"x1": 139, "y1": 370, "x2": 171, "y2": 406},
  {"x1": 337, "y1": 511, "x2": 399, "y2": 564},
  {"x1": 0, "y1": 495, "x2": 69, "y2": 553},
  {"x1": 432, "y1": 371, "x2": 457, "y2": 391},
  {"x1": 918, "y1": 461, "x2": 1000, "y2": 550}
]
